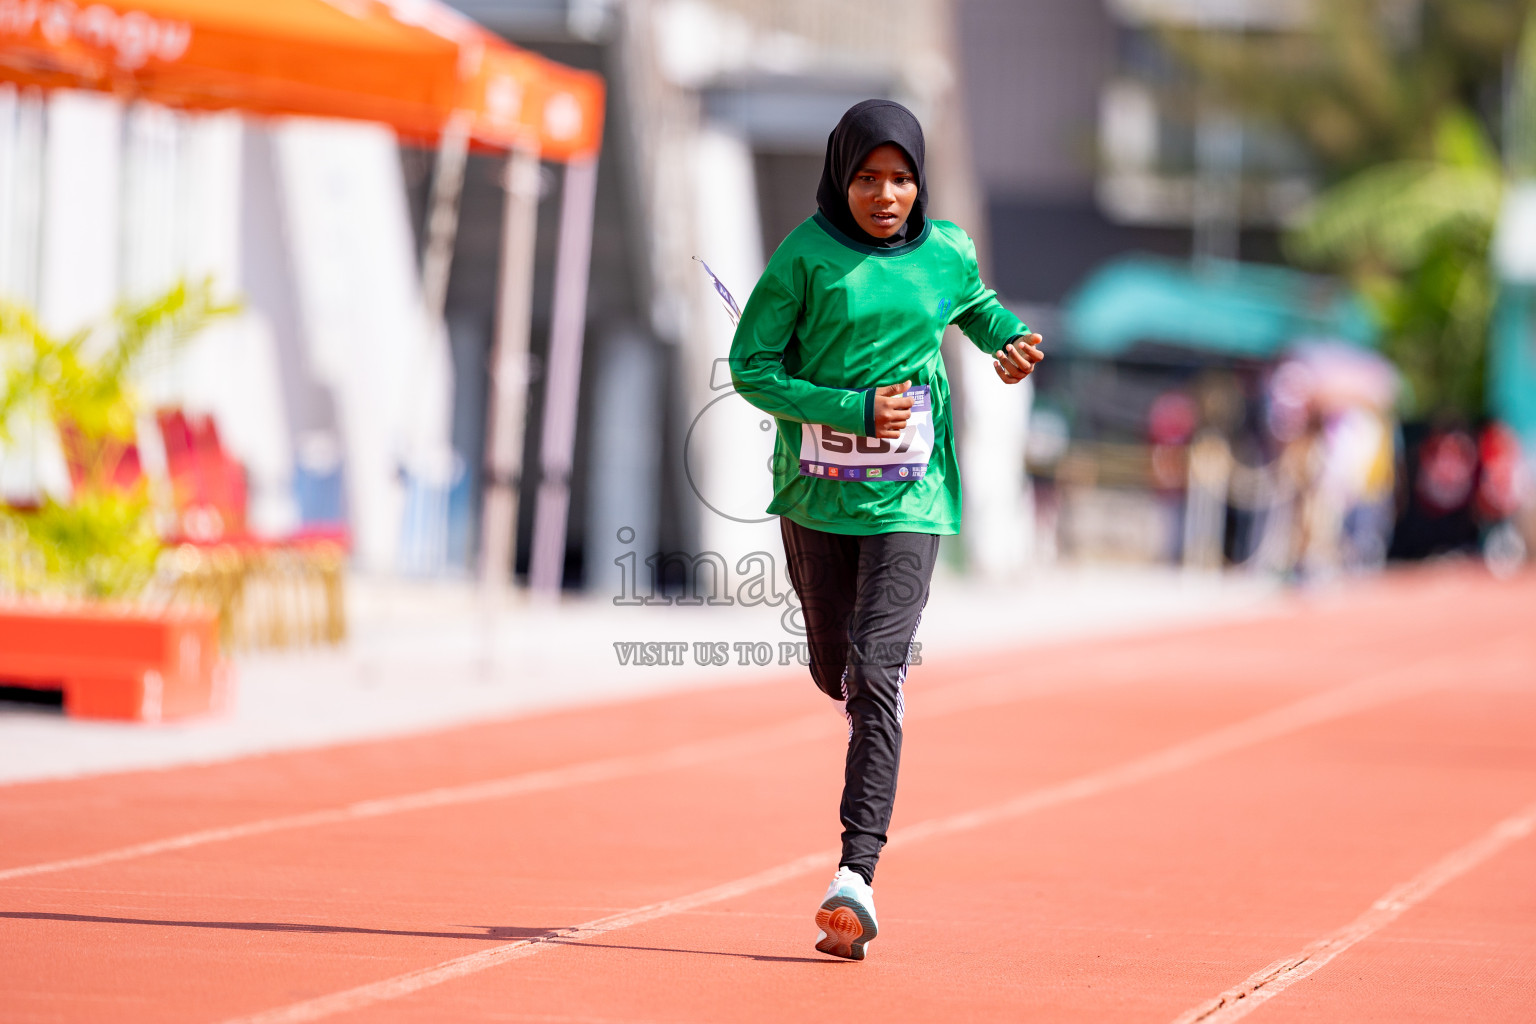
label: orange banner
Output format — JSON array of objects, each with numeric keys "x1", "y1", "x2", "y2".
[
  {"x1": 0, "y1": 0, "x2": 603, "y2": 159},
  {"x1": 465, "y1": 35, "x2": 604, "y2": 161}
]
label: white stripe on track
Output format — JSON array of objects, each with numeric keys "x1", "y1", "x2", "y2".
[
  {"x1": 0, "y1": 714, "x2": 833, "y2": 884},
  {"x1": 214, "y1": 647, "x2": 1516, "y2": 1024},
  {"x1": 0, "y1": 657, "x2": 1190, "y2": 885},
  {"x1": 218, "y1": 851, "x2": 840, "y2": 1024},
  {"x1": 1169, "y1": 797, "x2": 1536, "y2": 1024}
]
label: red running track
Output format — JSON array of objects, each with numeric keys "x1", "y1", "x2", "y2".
[{"x1": 2, "y1": 566, "x2": 1534, "y2": 1023}]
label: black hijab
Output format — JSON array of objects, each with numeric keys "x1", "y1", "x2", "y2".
[{"x1": 816, "y1": 99, "x2": 928, "y2": 248}]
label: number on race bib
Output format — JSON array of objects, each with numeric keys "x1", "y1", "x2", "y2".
[
  {"x1": 819, "y1": 425, "x2": 852, "y2": 454},
  {"x1": 799, "y1": 385, "x2": 936, "y2": 482}
]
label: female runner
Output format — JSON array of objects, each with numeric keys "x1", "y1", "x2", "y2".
[{"x1": 729, "y1": 99, "x2": 1043, "y2": 960}]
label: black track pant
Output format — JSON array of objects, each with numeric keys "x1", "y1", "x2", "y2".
[{"x1": 780, "y1": 518, "x2": 939, "y2": 885}]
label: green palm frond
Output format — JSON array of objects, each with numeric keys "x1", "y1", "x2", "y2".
[
  {"x1": 0, "y1": 278, "x2": 238, "y2": 599},
  {"x1": 1283, "y1": 110, "x2": 1502, "y2": 414},
  {"x1": 1288, "y1": 160, "x2": 1501, "y2": 271},
  {"x1": 1159, "y1": 0, "x2": 1536, "y2": 178}
]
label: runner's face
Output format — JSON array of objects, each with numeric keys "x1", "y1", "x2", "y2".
[{"x1": 847, "y1": 144, "x2": 917, "y2": 239}]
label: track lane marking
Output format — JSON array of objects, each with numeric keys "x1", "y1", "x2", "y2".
[
  {"x1": 0, "y1": 657, "x2": 1212, "y2": 885},
  {"x1": 2, "y1": 615, "x2": 1480, "y2": 885},
  {"x1": 213, "y1": 645, "x2": 1522, "y2": 1024},
  {"x1": 216, "y1": 851, "x2": 841, "y2": 1024},
  {"x1": 1169, "y1": 796, "x2": 1536, "y2": 1024},
  {"x1": 0, "y1": 714, "x2": 833, "y2": 884}
]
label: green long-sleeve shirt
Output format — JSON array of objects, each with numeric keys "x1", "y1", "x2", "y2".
[{"x1": 729, "y1": 211, "x2": 1027, "y2": 535}]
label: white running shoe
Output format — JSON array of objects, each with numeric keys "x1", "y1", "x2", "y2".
[{"x1": 814, "y1": 866, "x2": 878, "y2": 960}]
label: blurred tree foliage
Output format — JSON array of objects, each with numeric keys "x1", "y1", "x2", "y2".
[
  {"x1": 1289, "y1": 110, "x2": 1502, "y2": 415},
  {"x1": 1161, "y1": 0, "x2": 1536, "y2": 416},
  {"x1": 0, "y1": 280, "x2": 236, "y2": 599}
]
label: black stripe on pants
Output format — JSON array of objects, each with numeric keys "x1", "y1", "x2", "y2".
[{"x1": 780, "y1": 517, "x2": 939, "y2": 885}]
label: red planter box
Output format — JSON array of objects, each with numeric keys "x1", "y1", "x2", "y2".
[{"x1": 0, "y1": 605, "x2": 230, "y2": 721}]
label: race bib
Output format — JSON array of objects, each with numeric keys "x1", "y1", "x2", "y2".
[{"x1": 799, "y1": 385, "x2": 935, "y2": 482}]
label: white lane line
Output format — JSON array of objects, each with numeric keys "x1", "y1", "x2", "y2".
[
  {"x1": 0, "y1": 659, "x2": 1163, "y2": 886},
  {"x1": 0, "y1": 715, "x2": 832, "y2": 884},
  {"x1": 214, "y1": 647, "x2": 1513, "y2": 1024},
  {"x1": 218, "y1": 851, "x2": 839, "y2": 1024},
  {"x1": 1169, "y1": 797, "x2": 1536, "y2": 1024},
  {"x1": 887, "y1": 643, "x2": 1526, "y2": 848}
]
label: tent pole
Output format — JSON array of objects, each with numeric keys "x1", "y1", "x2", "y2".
[
  {"x1": 479, "y1": 143, "x2": 541, "y2": 590},
  {"x1": 420, "y1": 111, "x2": 470, "y2": 324},
  {"x1": 399, "y1": 109, "x2": 468, "y2": 580},
  {"x1": 528, "y1": 155, "x2": 598, "y2": 595}
]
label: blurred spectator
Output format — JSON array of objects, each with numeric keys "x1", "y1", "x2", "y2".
[
  {"x1": 1391, "y1": 421, "x2": 1482, "y2": 562},
  {"x1": 1476, "y1": 423, "x2": 1531, "y2": 577},
  {"x1": 1385, "y1": 417, "x2": 1531, "y2": 574},
  {"x1": 1257, "y1": 344, "x2": 1399, "y2": 581}
]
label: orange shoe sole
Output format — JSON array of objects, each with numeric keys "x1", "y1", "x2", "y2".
[{"x1": 814, "y1": 896, "x2": 877, "y2": 960}]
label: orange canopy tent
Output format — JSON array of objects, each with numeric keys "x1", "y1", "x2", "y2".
[
  {"x1": 0, "y1": 0, "x2": 604, "y2": 159},
  {"x1": 0, "y1": 0, "x2": 606, "y2": 591}
]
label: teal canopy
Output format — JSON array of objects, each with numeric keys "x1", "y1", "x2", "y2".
[
  {"x1": 1491, "y1": 286, "x2": 1536, "y2": 448},
  {"x1": 1063, "y1": 256, "x2": 1379, "y2": 359}
]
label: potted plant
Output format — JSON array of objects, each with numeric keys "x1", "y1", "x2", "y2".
[{"x1": 0, "y1": 280, "x2": 238, "y2": 720}]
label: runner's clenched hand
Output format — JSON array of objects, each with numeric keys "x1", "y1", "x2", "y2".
[
  {"x1": 873, "y1": 380, "x2": 914, "y2": 439},
  {"x1": 993, "y1": 334, "x2": 1043, "y2": 384}
]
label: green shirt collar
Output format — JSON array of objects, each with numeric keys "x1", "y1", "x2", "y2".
[{"x1": 813, "y1": 210, "x2": 932, "y2": 257}]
